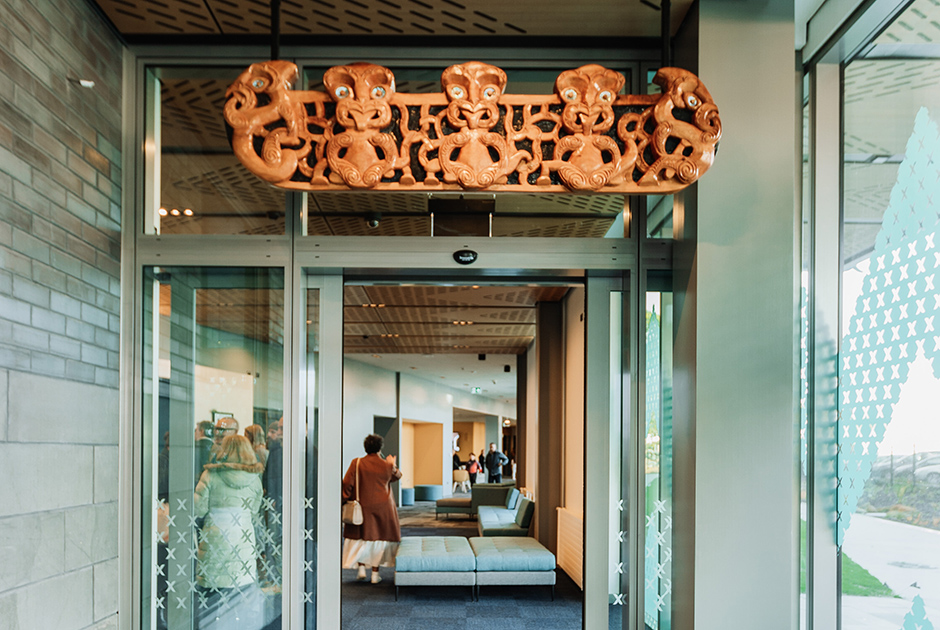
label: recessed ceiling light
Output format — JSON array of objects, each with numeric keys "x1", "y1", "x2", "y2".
[
  {"x1": 170, "y1": 208, "x2": 180, "y2": 216},
  {"x1": 183, "y1": 208, "x2": 193, "y2": 216},
  {"x1": 158, "y1": 207, "x2": 168, "y2": 216}
]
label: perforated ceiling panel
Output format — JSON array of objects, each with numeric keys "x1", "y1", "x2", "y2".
[
  {"x1": 343, "y1": 284, "x2": 568, "y2": 354},
  {"x1": 92, "y1": 0, "x2": 693, "y2": 38},
  {"x1": 874, "y1": 0, "x2": 940, "y2": 44}
]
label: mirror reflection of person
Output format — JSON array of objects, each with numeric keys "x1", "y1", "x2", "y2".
[
  {"x1": 194, "y1": 435, "x2": 264, "y2": 628},
  {"x1": 341, "y1": 434, "x2": 402, "y2": 584},
  {"x1": 484, "y1": 442, "x2": 509, "y2": 483},
  {"x1": 210, "y1": 416, "x2": 239, "y2": 461},
  {"x1": 195, "y1": 421, "x2": 214, "y2": 486},
  {"x1": 261, "y1": 417, "x2": 284, "y2": 588},
  {"x1": 244, "y1": 424, "x2": 269, "y2": 469}
]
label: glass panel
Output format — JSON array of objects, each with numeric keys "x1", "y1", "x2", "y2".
[
  {"x1": 144, "y1": 67, "x2": 287, "y2": 235},
  {"x1": 141, "y1": 267, "x2": 284, "y2": 630},
  {"x1": 609, "y1": 290, "x2": 626, "y2": 629},
  {"x1": 303, "y1": 285, "x2": 320, "y2": 627},
  {"x1": 799, "y1": 83, "x2": 809, "y2": 630},
  {"x1": 644, "y1": 289, "x2": 673, "y2": 630},
  {"x1": 646, "y1": 195, "x2": 673, "y2": 239},
  {"x1": 300, "y1": 66, "x2": 631, "y2": 238},
  {"x1": 840, "y1": 50, "x2": 940, "y2": 628}
]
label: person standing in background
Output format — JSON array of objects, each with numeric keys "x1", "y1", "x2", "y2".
[
  {"x1": 484, "y1": 442, "x2": 509, "y2": 483},
  {"x1": 466, "y1": 453, "x2": 481, "y2": 485},
  {"x1": 245, "y1": 424, "x2": 269, "y2": 469}
]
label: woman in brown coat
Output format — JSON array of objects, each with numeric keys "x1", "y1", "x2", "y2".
[{"x1": 341, "y1": 433, "x2": 402, "y2": 584}]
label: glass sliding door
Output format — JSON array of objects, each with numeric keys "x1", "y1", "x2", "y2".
[
  {"x1": 141, "y1": 267, "x2": 285, "y2": 630},
  {"x1": 643, "y1": 285, "x2": 673, "y2": 630}
]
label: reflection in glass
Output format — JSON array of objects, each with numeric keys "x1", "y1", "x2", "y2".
[
  {"x1": 608, "y1": 292, "x2": 625, "y2": 630},
  {"x1": 142, "y1": 267, "x2": 284, "y2": 630},
  {"x1": 644, "y1": 291, "x2": 673, "y2": 630},
  {"x1": 839, "y1": 52, "x2": 940, "y2": 627},
  {"x1": 302, "y1": 192, "x2": 626, "y2": 238},
  {"x1": 646, "y1": 195, "x2": 673, "y2": 239},
  {"x1": 799, "y1": 91, "x2": 810, "y2": 630},
  {"x1": 144, "y1": 68, "x2": 287, "y2": 235},
  {"x1": 303, "y1": 287, "x2": 320, "y2": 628}
]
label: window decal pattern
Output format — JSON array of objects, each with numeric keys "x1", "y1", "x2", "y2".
[{"x1": 838, "y1": 107, "x2": 940, "y2": 545}]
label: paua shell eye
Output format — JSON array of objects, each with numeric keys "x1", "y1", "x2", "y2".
[
  {"x1": 483, "y1": 86, "x2": 497, "y2": 99},
  {"x1": 251, "y1": 78, "x2": 265, "y2": 89},
  {"x1": 450, "y1": 86, "x2": 465, "y2": 99},
  {"x1": 335, "y1": 85, "x2": 351, "y2": 99},
  {"x1": 371, "y1": 85, "x2": 387, "y2": 98},
  {"x1": 563, "y1": 88, "x2": 579, "y2": 101},
  {"x1": 687, "y1": 95, "x2": 699, "y2": 107},
  {"x1": 599, "y1": 90, "x2": 613, "y2": 102}
]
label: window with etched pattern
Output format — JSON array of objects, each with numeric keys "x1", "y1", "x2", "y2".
[
  {"x1": 838, "y1": 41, "x2": 940, "y2": 627},
  {"x1": 141, "y1": 267, "x2": 285, "y2": 630}
]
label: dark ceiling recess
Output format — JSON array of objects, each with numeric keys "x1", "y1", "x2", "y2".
[{"x1": 430, "y1": 197, "x2": 495, "y2": 237}]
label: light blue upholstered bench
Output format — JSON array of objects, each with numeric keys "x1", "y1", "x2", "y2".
[
  {"x1": 394, "y1": 534, "x2": 556, "y2": 601},
  {"x1": 477, "y1": 494, "x2": 535, "y2": 536},
  {"x1": 394, "y1": 536, "x2": 476, "y2": 600},
  {"x1": 469, "y1": 536, "x2": 556, "y2": 600}
]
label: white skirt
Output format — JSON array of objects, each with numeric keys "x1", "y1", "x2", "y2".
[{"x1": 341, "y1": 539, "x2": 399, "y2": 569}]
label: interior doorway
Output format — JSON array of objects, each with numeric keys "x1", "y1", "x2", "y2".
[{"x1": 338, "y1": 280, "x2": 586, "y2": 628}]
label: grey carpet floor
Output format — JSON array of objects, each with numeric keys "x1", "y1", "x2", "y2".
[{"x1": 341, "y1": 500, "x2": 584, "y2": 630}]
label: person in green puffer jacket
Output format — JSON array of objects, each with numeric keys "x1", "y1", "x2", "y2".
[{"x1": 194, "y1": 434, "x2": 264, "y2": 590}]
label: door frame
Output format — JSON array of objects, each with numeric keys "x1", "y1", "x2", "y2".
[{"x1": 296, "y1": 239, "x2": 636, "y2": 629}]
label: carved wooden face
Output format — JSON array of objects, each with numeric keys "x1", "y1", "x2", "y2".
[
  {"x1": 555, "y1": 64, "x2": 625, "y2": 133},
  {"x1": 227, "y1": 59, "x2": 298, "y2": 98},
  {"x1": 324, "y1": 63, "x2": 395, "y2": 131},
  {"x1": 441, "y1": 61, "x2": 506, "y2": 128},
  {"x1": 652, "y1": 67, "x2": 714, "y2": 112}
]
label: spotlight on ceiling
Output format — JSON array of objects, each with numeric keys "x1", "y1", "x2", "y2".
[
  {"x1": 478, "y1": 353, "x2": 486, "y2": 361},
  {"x1": 504, "y1": 364, "x2": 511, "y2": 373}
]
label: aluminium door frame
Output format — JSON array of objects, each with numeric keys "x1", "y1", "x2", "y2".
[{"x1": 295, "y1": 240, "x2": 637, "y2": 630}]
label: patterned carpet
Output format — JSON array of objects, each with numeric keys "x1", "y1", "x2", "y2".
[{"x1": 341, "y1": 500, "x2": 584, "y2": 630}]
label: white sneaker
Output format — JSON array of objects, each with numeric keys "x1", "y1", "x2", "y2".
[
  {"x1": 371, "y1": 571, "x2": 382, "y2": 584},
  {"x1": 357, "y1": 566, "x2": 367, "y2": 581}
]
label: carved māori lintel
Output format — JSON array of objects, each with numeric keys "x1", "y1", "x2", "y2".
[{"x1": 223, "y1": 60, "x2": 721, "y2": 194}]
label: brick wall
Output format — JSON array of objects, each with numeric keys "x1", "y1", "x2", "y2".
[{"x1": 0, "y1": 0, "x2": 123, "y2": 628}]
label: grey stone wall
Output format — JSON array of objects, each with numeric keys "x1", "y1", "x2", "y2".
[{"x1": 0, "y1": 0, "x2": 123, "y2": 628}]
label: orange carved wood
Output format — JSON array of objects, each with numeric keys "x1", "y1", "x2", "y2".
[{"x1": 224, "y1": 61, "x2": 720, "y2": 194}]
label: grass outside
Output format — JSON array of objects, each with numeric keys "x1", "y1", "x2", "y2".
[{"x1": 800, "y1": 520, "x2": 897, "y2": 598}]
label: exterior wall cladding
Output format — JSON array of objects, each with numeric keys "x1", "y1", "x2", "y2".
[{"x1": 0, "y1": 0, "x2": 124, "y2": 628}]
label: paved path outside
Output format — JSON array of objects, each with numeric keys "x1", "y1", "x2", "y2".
[{"x1": 841, "y1": 513, "x2": 940, "y2": 627}]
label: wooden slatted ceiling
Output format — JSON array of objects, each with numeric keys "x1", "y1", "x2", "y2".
[{"x1": 92, "y1": 0, "x2": 692, "y2": 38}]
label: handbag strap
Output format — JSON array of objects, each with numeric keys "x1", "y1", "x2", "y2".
[{"x1": 355, "y1": 457, "x2": 360, "y2": 502}]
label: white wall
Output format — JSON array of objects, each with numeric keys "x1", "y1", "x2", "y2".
[
  {"x1": 343, "y1": 359, "x2": 514, "y2": 494},
  {"x1": 342, "y1": 360, "x2": 397, "y2": 472},
  {"x1": 564, "y1": 287, "x2": 585, "y2": 516}
]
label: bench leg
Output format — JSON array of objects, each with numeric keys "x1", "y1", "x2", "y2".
[
  {"x1": 550, "y1": 584, "x2": 555, "y2": 601},
  {"x1": 395, "y1": 586, "x2": 399, "y2": 601}
]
